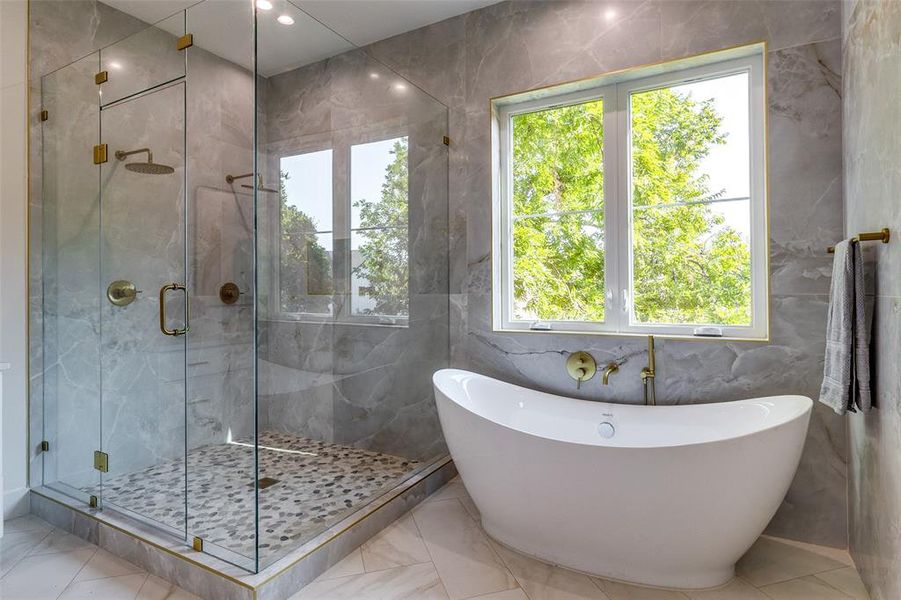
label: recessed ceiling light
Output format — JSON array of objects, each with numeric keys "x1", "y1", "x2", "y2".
[
  {"x1": 277, "y1": 14, "x2": 295, "y2": 25},
  {"x1": 256, "y1": 0, "x2": 273, "y2": 10}
]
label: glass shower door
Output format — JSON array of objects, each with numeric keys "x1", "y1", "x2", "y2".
[{"x1": 98, "y1": 80, "x2": 188, "y2": 537}]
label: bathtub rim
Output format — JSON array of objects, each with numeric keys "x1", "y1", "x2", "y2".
[{"x1": 433, "y1": 368, "x2": 813, "y2": 450}]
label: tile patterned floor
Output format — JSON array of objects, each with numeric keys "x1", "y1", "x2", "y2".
[
  {"x1": 2, "y1": 477, "x2": 871, "y2": 600},
  {"x1": 0, "y1": 514, "x2": 198, "y2": 599},
  {"x1": 89, "y1": 431, "x2": 419, "y2": 561}
]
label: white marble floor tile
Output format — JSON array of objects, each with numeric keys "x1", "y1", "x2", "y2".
[
  {"x1": 758, "y1": 575, "x2": 855, "y2": 599},
  {"x1": 683, "y1": 578, "x2": 769, "y2": 599},
  {"x1": 289, "y1": 562, "x2": 449, "y2": 600},
  {"x1": 0, "y1": 547, "x2": 96, "y2": 600},
  {"x1": 814, "y1": 567, "x2": 870, "y2": 599},
  {"x1": 59, "y1": 572, "x2": 149, "y2": 599},
  {"x1": 361, "y1": 514, "x2": 431, "y2": 572},
  {"x1": 27, "y1": 529, "x2": 95, "y2": 556},
  {"x1": 315, "y1": 548, "x2": 366, "y2": 582},
  {"x1": 426, "y1": 478, "x2": 480, "y2": 520},
  {"x1": 3, "y1": 516, "x2": 54, "y2": 535},
  {"x1": 135, "y1": 574, "x2": 203, "y2": 600},
  {"x1": 491, "y1": 540, "x2": 609, "y2": 600},
  {"x1": 0, "y1": 529, "x2": 51, "y2": 577},
  {"x1": 73, "y1": 547, "x2": 146, "y2": 582},
  {"x1": 412, "y1": 499, "x2": 517, "y2": 600},
  {"x1": 473, "y1": 590, "x2": 530, "y2": 600},
  {"x1": 758, "y1": 537, "x2": 852, "y2": 567},
  {"x1": 592, "y1": 579, "x2": 690, "y2": 600},
  {"x1": 737, "y1": 537, "x2": 848, "y2": 587}
]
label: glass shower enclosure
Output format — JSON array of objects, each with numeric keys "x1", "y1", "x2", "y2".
[{"x1": 35, "y1": 0, "x2": 449, "y2": 573}]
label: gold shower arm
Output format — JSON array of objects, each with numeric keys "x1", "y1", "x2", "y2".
[
  {"x1": 827, "y1": 228, "x2": 890, "y2": 253},
  {"x1": 115, "y1": 148, "x2": 152, "y2": 161}
]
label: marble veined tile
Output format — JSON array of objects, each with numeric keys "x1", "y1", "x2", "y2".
[
  {"x1": 592, "y1": 578, "x2": 689, "y2": 600},
  {"x1": 815, "y1": 567, "x2": 870, "y2": 600},
  {"x1": 736, "y1": 537, "x2": 848, "y2": 587},
  {"x1": 289, "y1": 562, "x2": 449, "y2": 600},
  {"x1": 683, "y1": 578, "x2": 768, "y2": 599},
  {"x1": 135, "y1": 574, "x2": 202, "y2": 600},
  {"x1": 413, "y1": 498, "x2": 517, "y2": 600},
  {"x1": 758, "y1": 574, "x2": 856, "y2": 599},
  {"x1": 477, "y1": 590, "x2": 530, "y2": 600},
  {"x1": 361, "y1": 514, "x2": 431, "y2": 573},
  {"x1": 4, "y1": 515, "x2": 54, "y2": 535},
  {"x1": 314, "y1": 548, "x2": 365, "y2": 582},
  {"x1": 73, "y1": 548, "x2": 145, "y2": 582},
  {"x1": 27, "y1": 529, "x2": 95, "y2": 556},
  {"x1": 491, "y1": 540, "x2": 609, "y2": 600},
  {"x1": 0, "y1": 547, "x2": 95, "y2": 600},
  {"x1": 58, "y1": 573, "x2": 148, "y2": 600},
  {"x1": 0, "y1": 530, "x2": 51, "y2": 577}
]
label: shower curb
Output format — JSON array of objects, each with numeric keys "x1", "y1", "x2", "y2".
[{"x1": 30, "y1": 456, "x2": 456, "y2": 600}]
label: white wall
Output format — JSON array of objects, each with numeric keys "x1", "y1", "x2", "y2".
[{"x1": 0, "y1": 0, "x2": 31, "y2": 521}]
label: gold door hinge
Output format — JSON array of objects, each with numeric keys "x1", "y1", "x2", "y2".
[
  {"x1": 177, "y1": 33, "x2": 193, "y2": 51},
  {"x1": 95, "y1": 70, "x2": 108, "y2": 84},
  {"x1": 192, "y1": 537, "x2": 203, "y2": 552},
  {"x1": 39, "y1": 440, "x2": 49, "y2": 452},
  {"x1": 40, "y1": 109, "x2": 48, "y2": 122},
  {"x1": 93, "y1": 144, "x2": 108, "y2": 164},
  {"x1": 89, "y1": 495, "x2": 99, "y2": 508},
  {"x1": 93, "y1": 450, "x2": 109, "y2": 473},
  {"x1": 443, "y1": 136, "x2": 450, "y2": 146}
]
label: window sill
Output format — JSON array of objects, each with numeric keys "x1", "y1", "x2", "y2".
[{"x1": 491, "y1": 326, "x2": 769, "y2": 343}]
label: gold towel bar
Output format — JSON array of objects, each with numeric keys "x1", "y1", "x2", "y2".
[{"x1": 827, "y1": 228, "x2": 890, "y2": 253}]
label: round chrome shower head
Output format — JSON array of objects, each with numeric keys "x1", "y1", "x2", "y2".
[
  {"x1": 124, "y1": 161, "x2": 175, "y2": 175},
  {"x1": 115, "y1": 147, "x2": 174, "y2": 175}
]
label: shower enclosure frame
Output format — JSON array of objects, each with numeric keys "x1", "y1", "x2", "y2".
[{"x1": 29, "y1": 0, "x2": 452, "y2": 581}]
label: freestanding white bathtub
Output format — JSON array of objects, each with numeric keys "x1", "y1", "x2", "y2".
[{"x1": 433, "y1": 369, "x2": 812, "y2": 590}]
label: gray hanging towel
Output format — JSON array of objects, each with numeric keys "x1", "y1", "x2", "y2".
[{"x1": 819, "y1": 239, "x2": 871, "y2": 414}]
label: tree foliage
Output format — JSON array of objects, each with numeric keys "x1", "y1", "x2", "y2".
[
  {"x1": 351, "y1": 138, "x2": 410, "y2": 317},
  {"x1": 279, "y1": 169, "x2": 333, "y2": 313},
  {"x1": 511, "y1": 88, "x2": 752, "y2": 326}
]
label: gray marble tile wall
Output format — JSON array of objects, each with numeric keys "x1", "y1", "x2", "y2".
[
  {"x1": 366, "y1": 0, "x2": 847, "y2": 547},
  {"x1": 259, "y1": 47, "x2": 450, "y2": 462},
  {"x1": 843, "y1": 1, "x2": 901, "y2": 598},
  {"x1": 29, "y1": 1, "x2": 257, "y2": 488}
]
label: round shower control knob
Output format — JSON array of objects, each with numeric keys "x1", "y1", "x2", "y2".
[{"x1": 597, "y1": 421, "x2": 615, "y2": 439}]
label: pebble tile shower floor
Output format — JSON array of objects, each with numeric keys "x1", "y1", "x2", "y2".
[{"x1": 85, "y1": 431, "x2": 419, "y2": 562}]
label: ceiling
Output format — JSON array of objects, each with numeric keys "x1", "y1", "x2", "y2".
[{"x1": 100, "y1": 0, "x2": 501, "y2": 77}]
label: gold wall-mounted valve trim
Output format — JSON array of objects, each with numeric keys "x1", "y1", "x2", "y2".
[
  {"x1": 566, "y1": 351, "x2": 596, "y2": 389},
  {"x1": 93, "y1": 144, "x2": 108, "y2": 164},
  {"x1": 107, "y1": 280, "x2": 140, "y2": 306},
  {"x1": 219, "y1": 282, "x2": 241, "y2": 305},
  {"x1": 95, "y1": 70, "x2": 108, "y2": 84},
  {"x1": 177, "y1": 33, "x2": 194, "y2": 51}
]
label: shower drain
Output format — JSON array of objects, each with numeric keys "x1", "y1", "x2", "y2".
[{"x1": 255, "y1": 477, "x2": 280, "y2": 489}]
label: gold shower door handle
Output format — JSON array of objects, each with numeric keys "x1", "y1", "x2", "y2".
[{"x1": 159, "y1": 283, "x2": 189, "y2": 336}]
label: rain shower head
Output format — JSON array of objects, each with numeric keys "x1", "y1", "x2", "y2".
[{"x1": 115, "y1": 148, "x2": 175, "y2": 175}]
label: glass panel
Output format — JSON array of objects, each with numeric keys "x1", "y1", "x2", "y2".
[
  {"x1": 280, "y1": 149, "x2": 335, "y2": 315},
  {"x1": 512, "y1": 213, "x2": 606, "y2": 322},
  {"x1": 99, "y1": 82, "x2": 186, "y2": 536},
  {"x1": 100, "y1": 12, "x2": 186, "y2": 106},
  {"x1": 511, "y1": 98, "x2": 605, "y2": 216},
  {"x1": 629, "y1": 70, "x2": 752, "y2": 326},
  {"x1": 40, "y1": 53, "x2": 101, "y2": 501},
  {"x1": 351, "y1": 137, "x2": 409, "y2": 318},
  {"x1": 258, "y1": 14, "x2": 449, "y2": 567},
  {"x1": 185, "y1": 0, "x2": 257, "y2": 570},
  {"x1": 632, "y1": 199, "x2": 752, "y2": 325}
]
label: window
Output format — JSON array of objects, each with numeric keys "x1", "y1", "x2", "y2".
[
  {"x1": 278, "y1": 134, "x2": 410, "y2": 325},
  {"x1": 493, "y1": 46, "x2": 767, "y2": 339}
]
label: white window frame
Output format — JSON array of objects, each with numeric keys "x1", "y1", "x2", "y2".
[
  {"x1": 492, "y1": 46, "x2": 768, "y2": 340},
  {"x1": 274, "y1": 124, "x2": 412, "y2": 327}
]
